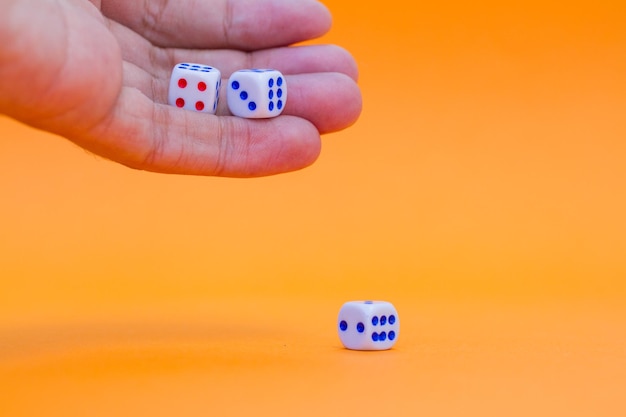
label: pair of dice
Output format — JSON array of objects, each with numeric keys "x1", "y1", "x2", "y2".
[
  {"x1": 167, "y1": 63, "x2": 287, "y2": 118},
  {"x1": 338, "y1": 300, "x2": 400, "y2": 351}
]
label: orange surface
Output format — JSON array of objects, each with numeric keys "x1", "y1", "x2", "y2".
[{"x1": 1, "y1": 0, "x2": 625, "y2": 416}]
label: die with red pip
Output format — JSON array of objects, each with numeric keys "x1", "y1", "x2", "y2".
[{"x1": 167, "y1": 63, "x2": 221, "y2": 114}]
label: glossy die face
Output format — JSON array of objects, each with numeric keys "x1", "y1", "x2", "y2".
[
  {"x1": 227, "y1": 69, "x2": 287, "y2": 118},
  {"x1": 338, "y1": 301, "x2": 399, "y2": 351},
  {"x1": 168, "y1": 63, "x2": 221, "y2": 114}
]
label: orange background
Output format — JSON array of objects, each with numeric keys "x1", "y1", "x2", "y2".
[{"x1": 1, "y1": 1, "x2": 625, "y2": 415}]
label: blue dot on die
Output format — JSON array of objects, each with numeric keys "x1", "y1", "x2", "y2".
[
  {"x1": 371, "y1": 316, "x2": 379, "y2": 326},
  {"x1": 388, "y1": 331, "x2": 396, "y2": 341},
  {"x1": 277, "y1": 77, "x2": 283, "y2": 86},
  {"x1": 389, "y1": 315, "x2": 396, "y2": 325},
  {"x1": 239, "y1": 91, "x2": 248, "y2": 100},
  {"x1": 269, "y1": 102, "x2": 274, "y2": 111},
  {"x1": 277, "y1": 100, "x2": 283, "y2": 110},
  {"x1": 248, "y1": 102, "x2": 257, "y2": 111},
  {"x1": 268, "y1": 78, "x2": 274, "y2": 88},
  {"x1": 379, "y1": 332, "x2": 387, "y2": 341},
  {"x1": 268, "y1": 90, "x2": 274, "y2": 100},
  {"x1": 231, "y1": 81, "x2": 240, "y2": 90},
  {"x1": 372, "y1": 332, "x2": 379, "y2": 341},
  {"x1": 380, "y1": 316, "x2": 387, "y2": 326},
  {"x1": 339, "y1": 320, "x2": 348, "y2": 331},
  {"x1": 277, "y1": 89, "x2": 283, "y2": 98},
  {"x1": 356, "y1": 322, "x2": 365, "y2": 333}
]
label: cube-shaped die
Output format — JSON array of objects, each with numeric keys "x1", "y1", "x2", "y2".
[
  {"x1": 168, "y1": 63, "x2": 221, "y2": 113},
  {"x1": 227, "y1": 69, "x2": 287, "y2": 118},
  {"x1": 338, "y1": 301, "x2": 399, "y2": 351}
]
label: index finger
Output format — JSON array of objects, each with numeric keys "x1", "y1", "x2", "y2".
[{"x1": 101, "y1": 0, "x2": 332, "y2": 50}]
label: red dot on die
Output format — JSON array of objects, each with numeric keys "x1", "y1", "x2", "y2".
[
  {"x1": 178, "y1": 78, "x2": 188, "y2": 88},
  {"x1": 195, "y1": 101, "x2": 205, "y2": 111},
  {"x1": 176, "y1": 98, "x2": 185, "y2": 108},
  {"x1": 197, "y1": 82, "x2": 207, "y2": 92}
]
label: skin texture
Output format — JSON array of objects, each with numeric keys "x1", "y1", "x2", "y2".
[{"x1": 0, "y1": 0, "x2": 362, "y2": 177}]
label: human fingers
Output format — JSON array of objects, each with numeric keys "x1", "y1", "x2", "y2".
[
  {"x1": 77, "y1": 87, "x2": 322, "y2": 177},
  {"x1": 101, "y1": 0, "x2": 331, "y2": 50},
  {"x1": 159, "y1": 44, "x2": 360, "y2": 82},
  {"x1": 107, "y1": 18, "x2": 359, "y2": 100},
  {"x1": 276, "y1": 73, "x2": 362, "y2": 134},
  {"x1": 107, "y1": 19, "x2": 359, "y2": 82}
]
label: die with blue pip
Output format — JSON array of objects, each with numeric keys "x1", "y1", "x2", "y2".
[
  {"x1": 338, "y1": 301, "x2": 400, "y2": 351},
  {"x1": 227, "y1": 69, "x2": 287, "y2": 118}
]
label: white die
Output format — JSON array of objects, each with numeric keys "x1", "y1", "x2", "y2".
[
  {"x1": 227, "y1": 69, "x2": 287, "y2": 118},
  {"x1": 168, "y1": 63, "x2": 221, "y2": 114},
  {"x1": 338, "y1": 301, "x2": 399, "y2": 351}
]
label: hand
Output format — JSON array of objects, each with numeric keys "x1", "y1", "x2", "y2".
[{"x1": 0, "y1": 0, "x2": 362, "y2": 177}]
